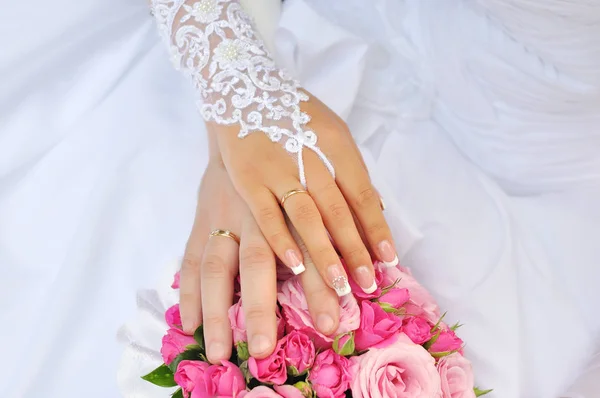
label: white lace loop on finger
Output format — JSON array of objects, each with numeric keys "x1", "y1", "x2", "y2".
[{"x1": 151, "y1": 0, "x2": 335, "y2": 187}]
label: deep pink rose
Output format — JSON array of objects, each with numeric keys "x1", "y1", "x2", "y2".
[
  {"x1": 228, "y1": 300, "x2": 247, "y2": 344},
  {"x1": 308, "y1": 350, "x2": 355, "y2": 398},
  {"x1": 166, "y1": 304, "x2": 182, "y2": 329},
  {"x1": 379, "y1": 287, "x2": 410, "y2": 308},
  {"x1": 281, "y1": 330, "x2": 315, "y2": 374},
  {"x1": 278, "y1": 277, "x2": 360, "y2": 349},
  {"x1": 228, "y1": 299, "x2": 285, "y2": 344},
  {"x1": 204, "y1": 361, "x2": 246, "y2": 397},
  {"x1": 401, "y1": 316, "x2": 433, "y2": 345},
  {"x1": 429, "y1": 329, "x2": 464, "y2": 353},
  {"x1": 174, "y1": 360, "x2": 209, "y2": 397},
  {"x1": 248, "y1": 339, "x2": 287, "y2": 384},
  {"x1": 438, "y1": 353, "x2": 476, "y2": 398},
  {"x1": 160, "y1": 328, "x2": 196, "y2": 365},
  {"x1": 354, "y1": 300, "x2": 403, "y2": 351},
  {"x1": 172, "y1": 271, "x2": 180, "y2": 289},
  {"x1": 382, "y1": 265, "x2": 440, "y2": 323},
  {"x1": 352, "y1": 333, "x2": 442, "y2": 398},
  {"x1": 348, "y1": 263, "x2": 385, "y2": 299},
  {"x1": 238, "y1": 386, "x2": 283, "y2": 397},
  {"x1": 277, "y1": 262, "x2": 296, "y2": 282},
  {"x1": 274, "y1": 385, "x2": 305, "y2": 398}
]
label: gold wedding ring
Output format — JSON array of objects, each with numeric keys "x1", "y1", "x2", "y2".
[
  {"x1": 280, "y1": 189, "x2": 309, "y2": 207},
  {"x1": 209, "y1": 229, "x2": 240, "y2": 244}
]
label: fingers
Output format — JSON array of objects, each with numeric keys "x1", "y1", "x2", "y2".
[
  {"x1": 247, "y1": 188, "x2": 306, "y2": 275},
  {"x1": 304, "y1": 157, "x2": 376, "y2": 295},
  {"x1": 180, "y1": 212, "x2": 209, "y2": 335},
  {"x1": 239, "y1": 216, "x2": 278, "y2": 358},
  {"x1": 274, "y1": 179, "x2": 352, "y2": 298},
  {"x1": 201, "y1": 233, "x2": 239, "y2": 364},
  {"x1": 335, "y1": 154, "x2": 398, "y2": 269}
]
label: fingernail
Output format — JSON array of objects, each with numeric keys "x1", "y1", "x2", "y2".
[
  {"x1": 285, "y1": 249, "x2": 305, "y2": 275},
  {"x1": 327, "y1": 264, "x2": 351, "y2": 296},
  {"x1": 354, "y1": 266, "x2": 377, "y2": 294},
  {"x1": 316, "y1": 313, "x2": 335, "y2": 334},
  {"x1": 249, "y1": 334, "x2": 272, "y2": 356},
  {"x1": 208, "y1": 342, "x2": 226, "y2": 361},
  {"x1": 378, "y1": 240, "x2": 399, "y2": 268}
]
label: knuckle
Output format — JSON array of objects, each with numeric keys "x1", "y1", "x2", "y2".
[
  {"x1": 202, "y1": 254, "x2": 226, "y2": 278},
  {"x1": 181, "y1": 254, "x2": 202, "y2": 273},
  {"x1": 240, "y1": 245, "x2": 273, "y2": 269},
  {"x1": 365, "y1": 222, "x2": 386, "y2": 238},
  {"x1": 266, "y1": 229, "x2": 287, "y2": 247},
  {"x1": 203, "y1": 314, "x2": 228, "y2": 329},
  {"x1": 344, "y1": 246, "x2": 369, "y2": 263},
  {"x1": 257, "y1": 205, "x2": 279, "y2": 225},
  {"x1": 293, "y1": 203, "x2": 319, "y2": 223},
  {"x1": 243, "y1": 305, "x2": 271, "y2": 324},
  {"x1": 355, "y1": 186, "x2": 377, "y2": 208},
  {"x1": 327, "y1": 201, "x2": 348, "y2": 220}
]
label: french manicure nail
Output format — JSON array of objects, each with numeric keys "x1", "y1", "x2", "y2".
[
  {"x1": 316, "y1": 313, "x2": 335, "y2": 334},
  {"x1": 378, "y1": 240, "x2": 399, "y2": 268},
  {"x1": 250, "y1": 334, "x2": 272, "y2": 356},
  {"x1": 285, "y1": 249, "x2": 306, "y2": 275},
  {"x1": 327, "y1": 264, "x2": 351, "y2": 296},
  {"x1": 354, "y1": 265, "x2": 377, "y2": 294}
]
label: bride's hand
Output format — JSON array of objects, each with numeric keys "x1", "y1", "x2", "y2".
[
  {"x1": 181, "y1": 137, "x2": 342, "y2": 364},
  {"x1": 215, "y1": 95, "x2": 399, "y2": 297}
]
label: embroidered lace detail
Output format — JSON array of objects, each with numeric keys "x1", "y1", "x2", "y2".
[{"x1": 151, "y1": 0, "x2": 335, "y2": 187}]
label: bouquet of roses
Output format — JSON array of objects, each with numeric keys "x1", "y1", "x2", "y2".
[{"x1": 142, "y1": 260, "x2": 491, "y2": 397}]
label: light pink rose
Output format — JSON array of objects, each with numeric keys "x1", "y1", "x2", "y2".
[
  {"x1": 160, "y1": 328, "x2": 197, "y2": 365},
  {"x1": 429, "y1": 329, "x2": 463, "y2": 353},
  {"x1": 165, "y1": 304, "x2": 182, "y2": 329},
  {"x1": 248, "y1": 339, "x2": 287, "y2": 385},
  {"x1": 172, "y1": 271, "x2": 180, "y2": 289},
  {"x1": 437, "y1": 353, "x2": 476, "y2": 398},
  {"x1": 401, "y1": 316, "x2": 433, "y2": 345},
  {"x1": 352, "y1": 333, "x2": 442, "y2": 398},
  {"x1": 228, "y1": 300, "x2": 247, "y2": 344},
  {"x1": 308, "y1": 349, "x2": 355, "y2": 398},
  {"x1": 379, "y1": 287, "x2": 410, "y2": 308},
  {"x1": 278, "y1": 277, "x2": 360, "y2": 349},
  {"x1": 382, "y1": 265, "x2": 440, "y2": 323},
  {"x1": 174, "y1": 360, "x2": 209, "y2": 397},
  {"x1": 274, "y1": 385, "x2": 305, "y2": 398},
  {"x1": 228, "y1": 299, "x2": 285, "y2": 344},
  {"x1": 281, "y1": 330, "x2": 315, "y2": 374},
  {"x1": 354, "y1": 300, "x2": 403, "y2": 351},
  {"x1": 204, "y1": 361, "x2": 246, "y2": 397},
  {"x1": 238, "y1": 386, "x2": 283, "y2": 398}
]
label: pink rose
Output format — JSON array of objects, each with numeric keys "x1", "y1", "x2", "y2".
[
  {"x1": 401, "y1": 316, "x2": 433, "y2": 345},
  {"x1": 204, "y1": 361, "x2": 246, "y2": 397},
  {"x1": 172, "y1": 271, "x2": 180, "y2": 289},
  {"x1": 166, "y1": 304, "x2": 182, "y2": 329},
  {"x1": 238, "y1": 386, "x2": 283, "y2": 398},
  {"x1": 228, "y1": 300, "x2": 247, "y2": 344},
  {"x1": 160, "y1": 328, "x2": 197, "y2": 365},
  {"x1": 354, "y1": 300, "x2": 403, "y2": 351},
  {"x1": 348, "y1": 263, "x2": 385, "y2": 299},
  {"x1": 281, "y1": 330, "x2": 315, "y2": 374},
  {"x1": 308, "y1": 350, "x2": 355, "y2": 398},
  {"x1": 437, "y1": 353, "x2": 476, "y2": 398},
  {"x1": 382, "y1": 265, "x2": 440, "y2": 323},
  {"x1": 429, "y1": 329, "x2": 463, "y2": 353},
  {"x1": 352, "y1": 333, "x2": 442, "y2": 398},
  {"x1": 174, "y1": 360, "x2": 209, "y2": 397},
  {"x1": 379, "y1": 287, "x2": 410, "y2": 308},
  {"x1": 278, "y1": 277, "x2": 360, "y2": 349},
  {"x1": 228, "y1": 299, "x2": 286, "y2": 344},
  {"x1": 248, "y1": 339, "x2": 287, "y2": 385}
]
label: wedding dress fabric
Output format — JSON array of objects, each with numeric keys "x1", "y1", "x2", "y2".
[{"x1": 1, "y1": 0, "x2": 599, "y2": 397}]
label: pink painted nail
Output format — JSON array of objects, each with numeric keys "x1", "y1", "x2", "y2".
[
  {"x1": 354, "y1": 266, "x2": 377, "y2": 294},
  {"x1": 327, "y1": 264, "x2": 351, "y2": 296},
  {"x1": 378, "y1": 240, "x2": 399, "y2": 268},
  {"x1": 285, "y1": 249, "x2": 305, "y2": 275}
]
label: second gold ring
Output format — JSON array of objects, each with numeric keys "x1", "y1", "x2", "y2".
[{"x1": 280, "y1": 189, "x2": 309, "y2": 207}]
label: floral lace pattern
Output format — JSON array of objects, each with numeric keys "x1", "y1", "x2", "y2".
[{"x1": 151, "y1": 0, "x2": 335, "y2": 187}]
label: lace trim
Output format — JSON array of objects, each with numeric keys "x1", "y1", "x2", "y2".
[{"x1": 152, "y1": 0, "x2": 335, "y2": 187}]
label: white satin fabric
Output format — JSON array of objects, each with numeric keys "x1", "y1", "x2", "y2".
[{"x1": 1, "y1": 0, "x2": 600, "y2": 397}]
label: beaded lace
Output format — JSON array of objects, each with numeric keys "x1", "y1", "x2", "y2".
[{"x1": 151, "y1": 0, "x2": 334, "y2": 187}]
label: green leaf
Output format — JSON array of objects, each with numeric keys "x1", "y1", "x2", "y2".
[
  {"x1": 474, "y1": 387, "x2": 493, "y2": 397},
  {"x1": 430, "y1": 312, "x2": 447, "y2": 333},
  {"x1": 378, "y1": 302, "x2": 397, "y2": 313},
  {"x1": 293, "y1": 381, "x2": 315, "y2": 398},
  {"x1": 239, "y1": 361, "x2": 252, "y2": 384},
  {"x1": 429, "y1": 349, "x2": 460, "y2": 359},
  {"x1": 236, "y1": 341, "x2": 250, "y2": 362},
  {"x1": 193, "y1": 324, "x2": 205, "y2": 351},
  {"x1": 332, "y1": 332, "x2": 355, "y2": 356},
  {"x1": 423, "y1": 329, "x2": 441, "y2": 350},
  {"x1": 171, "y1": 389, "x2": 184, "y2": 398},
  {"x1": 450, "y1": 321, "x2": 463, "y2": 331},
  {"x1": 167, "y1": 348, "x2": 206, "y2": 373},
  {"x1": 141, "y1": 364, "x2": 177, "y2": 387}
]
